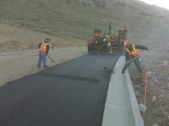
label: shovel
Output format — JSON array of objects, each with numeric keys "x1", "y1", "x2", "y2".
[{"x1": 47, "y1": 55, "x2": 56, "y2": 62}]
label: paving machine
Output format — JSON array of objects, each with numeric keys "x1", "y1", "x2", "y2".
[{"x1": 87, "y1": 24, "x2": 122, "y2": 54}]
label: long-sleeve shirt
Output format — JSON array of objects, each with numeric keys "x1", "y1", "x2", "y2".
[{"x1": 125, "y1": 44, "x2": 149, "y2": 59}]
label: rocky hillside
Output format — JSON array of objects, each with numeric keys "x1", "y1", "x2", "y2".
[
  {"x1": 106, "y1": 0, "x2": 169, "y2": 47},
  {"x1": 0, "y1": 0, "x2": 169, "y2": 50},
  {"x1": 0, "y1": 0, "x2": 109, "y2": 39},
  {"x1": 0, "y1": 0, "x2": 169, "y2": 47}
]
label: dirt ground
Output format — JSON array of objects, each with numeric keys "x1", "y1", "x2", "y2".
[
  {"x1": 129, "y1": 48, "x2": 169, "y2": 126},
  {"x1": 0, "y1": 23, "x2": 84, "y2": 50}
]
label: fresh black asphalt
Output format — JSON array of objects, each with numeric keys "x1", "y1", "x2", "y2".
[{"x1": 0, "y1": 54, "x2": 119, "y2": 126}]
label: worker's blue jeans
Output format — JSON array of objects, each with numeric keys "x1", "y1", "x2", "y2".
[
  {"x1": 122, "y1": 56, "x2": 142, "y2": 73},
  {"x1": 121, "y1": 47, "x2": 126, "y2": 56},
  {"x1": 37, "y1": 51, "x2": 47, "y2": 67}
]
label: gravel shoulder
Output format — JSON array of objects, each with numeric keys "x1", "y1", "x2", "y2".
[{"x1": 0, "y1": 47, "x2": 87, "y2": 86}]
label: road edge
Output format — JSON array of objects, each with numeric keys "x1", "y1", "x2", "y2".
[{"x1": 102, "y1": 56, "x2": 144, "y2": 126}]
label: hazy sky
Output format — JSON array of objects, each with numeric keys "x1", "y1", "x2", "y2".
[{"x1": 139, "y1": 0, "x2": 169, "y2": 10}]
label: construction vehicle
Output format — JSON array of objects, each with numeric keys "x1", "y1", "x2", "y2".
[
  {"x1": 87, "y1": 24, "x2": 123, "y2": 54},
  {"x1": 87, "y1": 29, "x2": 106, "y2": 53}
]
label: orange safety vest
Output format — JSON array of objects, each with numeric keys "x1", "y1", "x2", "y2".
[
  {"x1": 40, "y1": 41, "x2": 49, "y2": 53},
  {"x1": 126, "y1": 45, "x2": 139, "y2": 57}
]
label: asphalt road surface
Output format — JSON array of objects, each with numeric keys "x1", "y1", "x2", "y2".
[{"x1": 0, "y1": 54, "x2": 119, "y2": 126}]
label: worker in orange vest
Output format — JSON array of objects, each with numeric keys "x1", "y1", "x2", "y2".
[
  {"x1": 37, "y1": 38, "x2": 50, "y2": 68},
  {"x1": 122, "y1": 42, "x2": 149, "y2": 73}
]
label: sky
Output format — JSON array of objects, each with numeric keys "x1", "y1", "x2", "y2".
[{"x1": 139, "y1": 0, "x2": 169, "y2": 10}]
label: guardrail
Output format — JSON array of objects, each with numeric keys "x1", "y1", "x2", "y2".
[{"x1": 102, "y1": 56, "x2": 144, "y2": 126}]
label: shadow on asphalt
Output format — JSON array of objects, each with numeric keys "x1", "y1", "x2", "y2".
[{"x1": 41, "y1": 73, "x2": 99, "y2": 83}]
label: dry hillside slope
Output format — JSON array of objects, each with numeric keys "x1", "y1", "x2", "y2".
[
  {"x1": 0, "y1": 23, "x2": 84, "y2": 50},
  {"x1": 0, "y1": 0, "x2": 169, "y2": 46}
]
